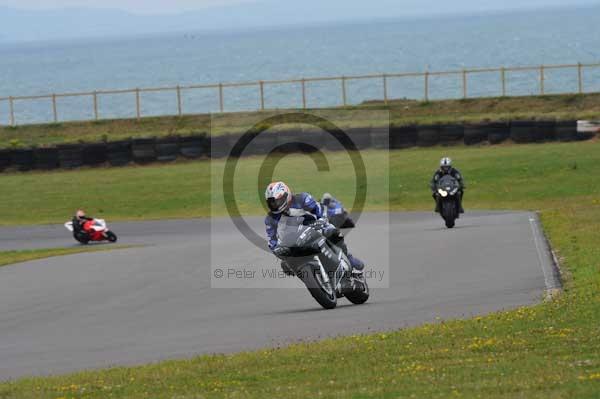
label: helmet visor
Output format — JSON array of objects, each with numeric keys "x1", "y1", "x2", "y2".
[{"x1": 267, "y1": 192, "x2": 288, "y2": 213}]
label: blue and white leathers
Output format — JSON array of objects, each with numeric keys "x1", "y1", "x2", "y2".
[{"x1": 265, "y1": 192, "x2": 322, "y2": 250}]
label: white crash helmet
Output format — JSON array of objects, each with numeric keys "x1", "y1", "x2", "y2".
[
  {"x1": 440, "y1": 157, "x2": 452, "y2": 173},
  {"x1": 265, "y1": 181, "x2": 292, "y2": 214},
  {"x1": 321, "y1": 192, "x2": 333, "y2": 206}
]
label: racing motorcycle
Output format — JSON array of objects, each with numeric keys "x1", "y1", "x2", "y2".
[
  {"x1": 276, "y1": 216, "x2": 369, "y2": 309},
  {"x1": 322, "y1": 195, "x2": 355, "y2": 229},
  {"x1": 64, "y1": 218, "x2": 118, "y2": 244},
  {"x1": 435, "y1": 174, "x2": 461, "y2": 229}
]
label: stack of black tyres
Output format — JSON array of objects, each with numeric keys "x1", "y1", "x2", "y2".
[
  {"x1": 463, "y1": 123, "x2": 488, "y2": 145},
  {"x1": 243, "y1": 131, "x2": 275, "y2": 156},
  {"x1": 534, "y1": 120, "x2": 556, "y2": 142},
  {"x1": 155, "y1": 136, "x2": 180, "y2": 162},
  {"x1": 370, "y1": 127, "x2": 389, "y2": 149},
  {"x1": 487, "y1": 122, "x2": 510, "y2": 144},
  {"x1": 0, "y1": 149, "x2": 11, "y2": 171},
  {"x1": 438, "y1": 124, "x2": 464, "y2": 146},
  {"x1": 107, "y1": 140, "x2": 132, "y2": 166},
  {"x1": 34, "y1": 147, "x2": 59, "y2": 170},
  {"x1": 390, "y1": 125, "x2": 417, "y2": 149},
  {"x1": 179, "y1": 134, "x2": 209, "y2": 159},
  {"x1": 132, "y1": 138, "x2": 157, "y2": 164},
  {"x1": 12, "y1": 149, "x2": 34, "y2": 171},
  {"x1": 82, "y1": 143, "x2": 107, "y2": 166},
  {"x1": 322, "y1": 128, "x2": 347, "y2": 152},
  {"x1": 275, "y1": 129, "x2": 304, "y2": 154},
  {"x1": 510, "y1": 121, "x2": 535, "y2": 143},
  {"x1": 416, "y1": 125, "x2": 439, "y2": 147},
  {"x1": 225, "y1": 133, "x2": 247, "y2": 158},
  {"x1": 210, "y1": 135, "x2": 230, "y2": 158},
  {"x1": 346, "y1": 127, "x2": 371, "y2": 150},
  {"x1": 58, "y1": 144, "x2": 84, "y2": 169},
  {"x1": 299, "y1": 128, "x2": 324, "y2": 153},
  {"x1": 555, "y1": 120, "x2": 578, "y2": 142}
]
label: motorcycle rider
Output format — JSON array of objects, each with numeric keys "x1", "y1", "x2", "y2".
[
  {"x1": 430, "y1": 157, "x2": 465, "y2": 213},
  {"x1": 321, "y1": 193, "x2": 355, "y2": 228},
  {"x1": 71, "y1": 209, "x2": 93, "y2": 241},
  {"x1": 265, "y1": 181, "x2": 364, "y2": 272}
]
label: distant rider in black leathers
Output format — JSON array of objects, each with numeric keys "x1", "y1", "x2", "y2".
[{"x1": 430, "y1": 157, "x2": 465, "y2": 213}]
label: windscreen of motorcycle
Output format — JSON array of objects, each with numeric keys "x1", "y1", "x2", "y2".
[
  {"x1": 276, "y1": 215, "x2": 309, "y2": 248},
  {"x1": 437, "y1": 175, "x2": 459, "y2": 191}
]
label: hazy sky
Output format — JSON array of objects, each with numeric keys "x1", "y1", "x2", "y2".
[
  {"x1": 0, "y1": 0, "x2": 254, "y2": 14},
  {"x1": 1, "y1": 0, "x2": 598, "y2": 14}
]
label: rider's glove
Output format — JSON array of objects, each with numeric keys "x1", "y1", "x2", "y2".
[{"x1": 273, "y1": 246, "x2": 291, "y2": 259}]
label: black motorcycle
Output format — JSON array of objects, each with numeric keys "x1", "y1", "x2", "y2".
[
  {"x1": 435, "y1": 174, "x2": 461, "y2": 228},
  {"x1": 276, "y1": 216, "x2": 369, "y2": 309}
]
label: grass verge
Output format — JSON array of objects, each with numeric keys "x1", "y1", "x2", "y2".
[
  {"x1": 1, "y1": 93, "x2": 600, "y2": 148},
  {"x1": 0, "y1": 245, "x2": 139, "y2": 268},
  {"x1": 0, "y1": 141, "x2": 599, "y2": 398}
]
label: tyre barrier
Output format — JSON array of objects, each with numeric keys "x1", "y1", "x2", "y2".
[
  {"x1": 370, "y1": 127, "x2": 390, "y2": 149},
  {"x1": 210, "y1": 135, "x2": 231, "y2": 158},
  {"x1": 0, "y1": 120, "x2": 594, "y2": 173},
  {"x1": 34, "y1": 147, "x2": 60, "y2": 170},
  {"x1": 439, "y1": 124, "x2": 464, "y2": 145},
  {"x1": 389, "y1": 125, "x2": 417, "y2": 149},
  {"x1": 12, "y1": 149, "x2": 35, "y2": 171},
  {"x1": 131, "y1": 138, "x2": 157, "y2": 164},
  {"x1": 155, "y1": 136, "x2": 180, "y2": 162},
  {"x1": 107, "y1": 140, "x2": 132, "y2": 167},
  {"x1": 463, "y1": 124, "x2": 489, "y2": 145},
  {"x1": 58, "y1": 144, "x2": 84, "y2": 169},
  {"x1": 82, "y1": 143, "x2": 107, "y2": 166},
  {"x1": 242, "y1": 132, "x2": 277, "y2": 156},
  {"x1": 534, "y1": 120, "x2": 556, "y2": 142},
  {"x1": 417, "y1": 125, "x2": 440, "y2": 147},
  {"x1": 299, "y1": 128, "x2": 324, "y2": 152},
  {"x1": 487, "y1": 122, "x2": 510, "y2": 144},
  {"x1": 346, "y1": 127, "x2": 371, "y2": 150},
  {"x1": 555, "y1": 120, "x2": 578, "y2": 141},
  {"x1": 510, "y1": 120, "x2": 536, "y2": 143},
  {"x1": 179, "y1": 134, "x2": 209, "y2": 159},
  {"x1": 0, "y1": 149, "x2": 11, "y2": 171},
  {"x1": 275, "y1": 129, "x2": 305, "y2": 154}
]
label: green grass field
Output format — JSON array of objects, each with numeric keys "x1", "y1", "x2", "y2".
[
  {"x1": 0, "y1": 245, "x2": 139, "y2": 269},
  {"x1": 2, "y1": 93, "x2": 600, "y2": 148},
  {"x1": 0, "y1": 141, "x2": 599, "y2": 398}
]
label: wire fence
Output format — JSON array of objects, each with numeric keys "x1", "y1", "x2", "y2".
[{"x1": 1, "y1": 62, "x2": 599, "y2": 127}]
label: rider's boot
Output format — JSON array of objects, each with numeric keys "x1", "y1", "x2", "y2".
[
  {"x1": 459, "y1": 192, "x2": 465, "y2": 213},
  {"x1": 336, "y1": 240, "x2": 365, "y2": 272},
  {"x1": 433, "y1": 193, "x2": 440, "y2": 213}
]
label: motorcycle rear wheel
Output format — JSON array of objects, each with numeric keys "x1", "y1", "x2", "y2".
[{"x1": 299, "y1": 263, "x2": 337, "y2": 310}]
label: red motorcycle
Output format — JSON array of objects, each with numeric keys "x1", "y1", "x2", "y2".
[{"x1": 64, "y1": 218, "x2": 118, "y2": 244}]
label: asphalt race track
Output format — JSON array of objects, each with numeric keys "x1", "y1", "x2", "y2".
[{"x1": 0, "y1": 211, "x2": 552, "y2": 380}]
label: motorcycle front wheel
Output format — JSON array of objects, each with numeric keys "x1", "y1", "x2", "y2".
[
  {"x1": 345, "y1": 275, "x2": 370, "y2": 305},
  {"x1": 299, "y1": 263, "x2": 337, "y2": 309},
  {"x1": 106, "y1": 231, "x2": 118, "y2": 243}
]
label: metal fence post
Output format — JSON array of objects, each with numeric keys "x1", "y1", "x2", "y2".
[
  {"x1": 52, "y1": 94, "x2": 58, "y2": 123},
  {"x1": 383, "y1": 74, "x2": 388, "y2": 104},
  {"x1": 462, "y1": 69, "x2": 467, "y2": 99},
  {"x1": 301, "y1": 79, "x2": 307, "y2": 109},
  {"x1": 135, "y1": 88, "x2": 141, "y2": 120},
  {"x1": 501, "y1": 67, "x2": 506, "y2": 97},
  {"x1": 424, "y1": 71, "x2": 429, "y2": 101},
  {"x1": 218, "y1": 83, "x2": 224, "y2": 113},
  {"x1": 9, "y1": 96, "x2": 15, "y2": 127},
  {"x1": 341, "y1": 76, "x2": 347, "y2": 106},
  {"x1": 93, "y1": 91, "x2": 99, "y2": 121},
  {"x1": 176, "y1": 86, "x2": 182, "y2": 116},
  {"x1": 540, "y1": 65, "x2": 545, "y2": 95},
  {"x1": 578, "y1": 63, "x2": 583, "y2": 94},
  {"x1": 259, "y1": 81, "x2": 265, "y2": 111}
]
